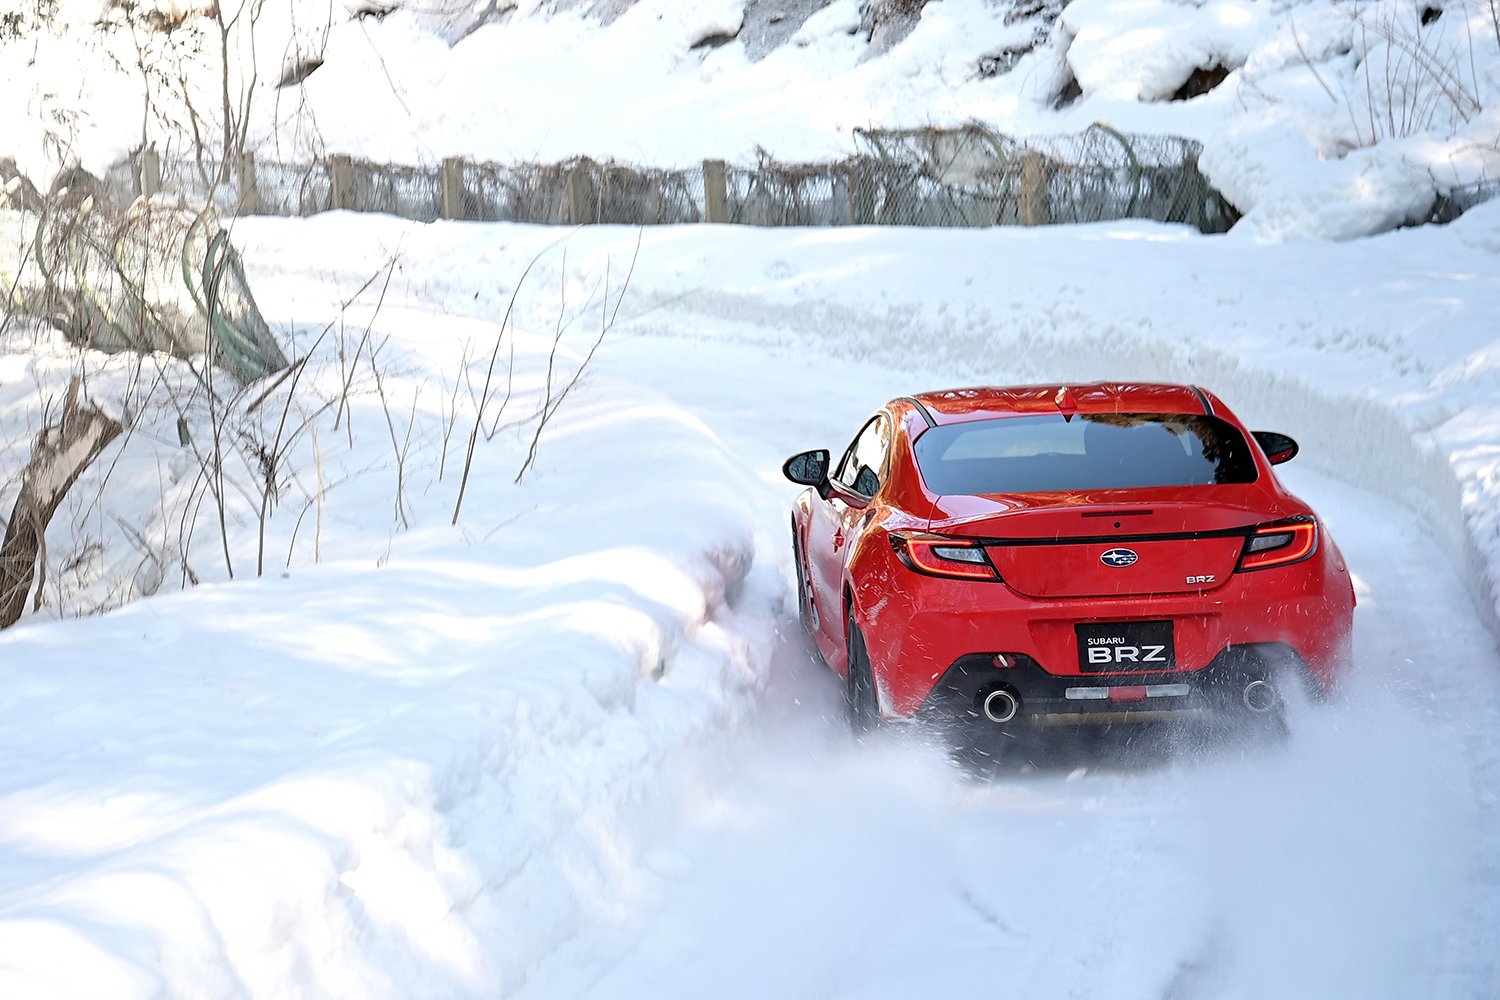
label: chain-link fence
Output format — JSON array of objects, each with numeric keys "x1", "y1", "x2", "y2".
[
  {"x1": 463, "y1": 159, "x2": 708, "y2": 225},
  {"x1": 844, "y1": 125, "x2": 1237, "y2": 230},
  {"x1": 99, "y1": 123, "x2": 1252, "y2": 234}
]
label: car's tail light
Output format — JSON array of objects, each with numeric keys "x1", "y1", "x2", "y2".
[
  {"x1": 890, "y1": 533, "x2": 1001, "y2": 581},
  {"x1": 1237, "y1": 518, "x2": 1318, "y2": 571}
]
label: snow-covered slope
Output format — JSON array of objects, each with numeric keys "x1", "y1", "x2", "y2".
[{"x1": 5, "y1": 0, "x2": 1500, "y2": 238}]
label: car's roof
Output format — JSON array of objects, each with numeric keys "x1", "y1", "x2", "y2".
[{"x1": 909, "y1": 383, "x2": 1215, "y2": 425}]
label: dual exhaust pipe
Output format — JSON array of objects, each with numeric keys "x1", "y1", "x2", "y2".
[{"x1": 977, "y1": 679, "x2": 1277, "y2": 724}]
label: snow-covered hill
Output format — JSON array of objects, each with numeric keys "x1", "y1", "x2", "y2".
[{"x1": 5, "y1": 0, "x2": 1500, "y2": 238}]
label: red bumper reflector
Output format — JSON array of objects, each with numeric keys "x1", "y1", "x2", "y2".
[{"x1": 1109, "y1": 686, "x2": 1148, "y2": 702}]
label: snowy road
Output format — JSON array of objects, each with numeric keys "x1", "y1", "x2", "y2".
[{"x1": 511, "y1": 326, "x2": 1500, "y2": 1000}]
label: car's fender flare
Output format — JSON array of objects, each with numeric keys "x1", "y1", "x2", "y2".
[
  {"x1": 842, "y1": 583, "x2": 858, "y2": 656},
  {"x1": 842, "y1": 582, "x2": 871, "y2": 661},
  {"x1": 843, "y1": 583, "x2": 894, "y2": 719}
]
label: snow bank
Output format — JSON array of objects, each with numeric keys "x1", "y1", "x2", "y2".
[
  {"x1": 1199, "y1": 111, "x2": 1440, "y2": 241},
  {"x1": 0, "y1": 235, "x2": 779, "y2": 996}
]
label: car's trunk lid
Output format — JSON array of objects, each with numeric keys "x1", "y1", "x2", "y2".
[{"x1": 929, "y1": 491, "x2": 1270, "y2": 598}]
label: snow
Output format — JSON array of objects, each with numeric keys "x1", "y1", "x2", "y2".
[
  {"x1": 5, "y1": 0, "x2": 1500, "y2": 238},
  {"x1": 512, "y1": 574, "x2": 1487, "y2": 1000},
  {"x1": 235, "y1": 209, "x2": 1500, "y2": 619},
  {"x1": 0, "y1": 210, "x2": 1497, "y2": 996},
  {"x1": 1059, "y1": 0, "x2": 1271, "y2": 102},
  {"x1": 5, "y1": 0, "x2": 1500, "y2": 995},
  {"x1": 0, "y1": 305, "x2": 780, "y2": 996}
]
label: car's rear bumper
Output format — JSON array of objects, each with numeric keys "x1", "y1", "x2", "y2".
[
  {"x1": 853, "y1": 537, "x2": 1353, "y2": 717},
  {"x1": 917, "y1": 645, "x2": 1309, "y2": 730}
]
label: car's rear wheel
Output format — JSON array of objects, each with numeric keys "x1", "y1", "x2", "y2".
[
  {"x1": 846, "y1": 609, "x2": 880, "y2": 732},
  {"x1": 791, "y1": 516, "x2": 812, "y2": 634}
]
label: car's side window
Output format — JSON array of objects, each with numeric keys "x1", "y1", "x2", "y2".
[{"x1": 835, "y1": 415, "x2": 891, "y2": 497}]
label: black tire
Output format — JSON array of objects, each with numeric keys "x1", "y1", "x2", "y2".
[
  {"x1": 791, "y1": 516, "x2": 812, "y2": 634},
  {"x1": 846, "y1": 609, "x2": 880, "y2": 732}
]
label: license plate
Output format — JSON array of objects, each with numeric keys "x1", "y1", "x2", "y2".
[{"x1": 1075, "y1": 620, "x2": 1176, "y2": 672}]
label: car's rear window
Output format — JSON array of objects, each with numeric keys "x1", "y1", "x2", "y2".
[{"x1": 912, "y1": 413, "x2": 1258, "y2": 495}]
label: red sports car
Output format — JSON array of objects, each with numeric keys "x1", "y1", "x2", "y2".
[{"x1": 783, "y1": 383, "x2": 1355, "y2": 743}]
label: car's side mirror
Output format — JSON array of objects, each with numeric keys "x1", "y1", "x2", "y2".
[
  {"x1": 783, "y1": 449, "x2": 831, "y2": 494},
  {"x1": 1253, "y1": 431, "x2": 1299, "y2": 465}
]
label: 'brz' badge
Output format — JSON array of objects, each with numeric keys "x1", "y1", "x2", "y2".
[{"x1": 1100, "y1": 548, "x2": 1139, "y2": 568}]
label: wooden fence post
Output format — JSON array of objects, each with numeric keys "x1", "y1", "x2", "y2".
[
  {"x1": 565, "y1": 165, "x2": 591, "y2": 225},
  {"x1": 330, "y1": 155, "x2": 354, "y2": 212},
  {"x1": 236, "y1": 151, "x2": 259, "y2": 215},
  {"x1": 1019, "y1": 152, "x2": 1049, "y2": 226},
  {"x1": 139, "y1": 147, "x2": 161, "y2": 199},
  {"x1": 702, "y1": 159, "x2": 728, "y2": 224},
  {"x1": 441, "y1": 157, "x2": 467, "y2": 220}
]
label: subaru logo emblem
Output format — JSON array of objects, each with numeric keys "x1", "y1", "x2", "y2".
[{"x1": 1100, "y1": 548, "x2": 1139, "y2": 568}]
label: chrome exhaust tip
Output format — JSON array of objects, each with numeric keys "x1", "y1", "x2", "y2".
[
  {"x1": 1242, "y1": 679, "x2": 1278, "y2": 714},
  {"x1": 982, "y1": 688, "x2": 1020, "y2": 724}
]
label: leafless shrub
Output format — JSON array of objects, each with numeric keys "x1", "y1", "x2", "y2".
[
  {"x1": 515, "y1": 234, "x2": 641, "y2": 484},
  {"x1": 450, "y1": 233, "x2": 639, "y2": 522},
  {"x1": 236, "y1": 258, "x2": 400, "y2": 575},
  {"x1": 90, "y1": 0, "x2": 208, "y2": 160},
  {"x1": 0, "y1": 187, "x2": 643, "y2": 624},
  {"x1": 450, "y1": 244, "x2": 548, "y2": 525},
  {"x1": 0, "y1": 0, "x2": 58, "y2": 43},
  {"x1": 1329, "y1": 2, "x2": 1486, "y2": 146}
]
